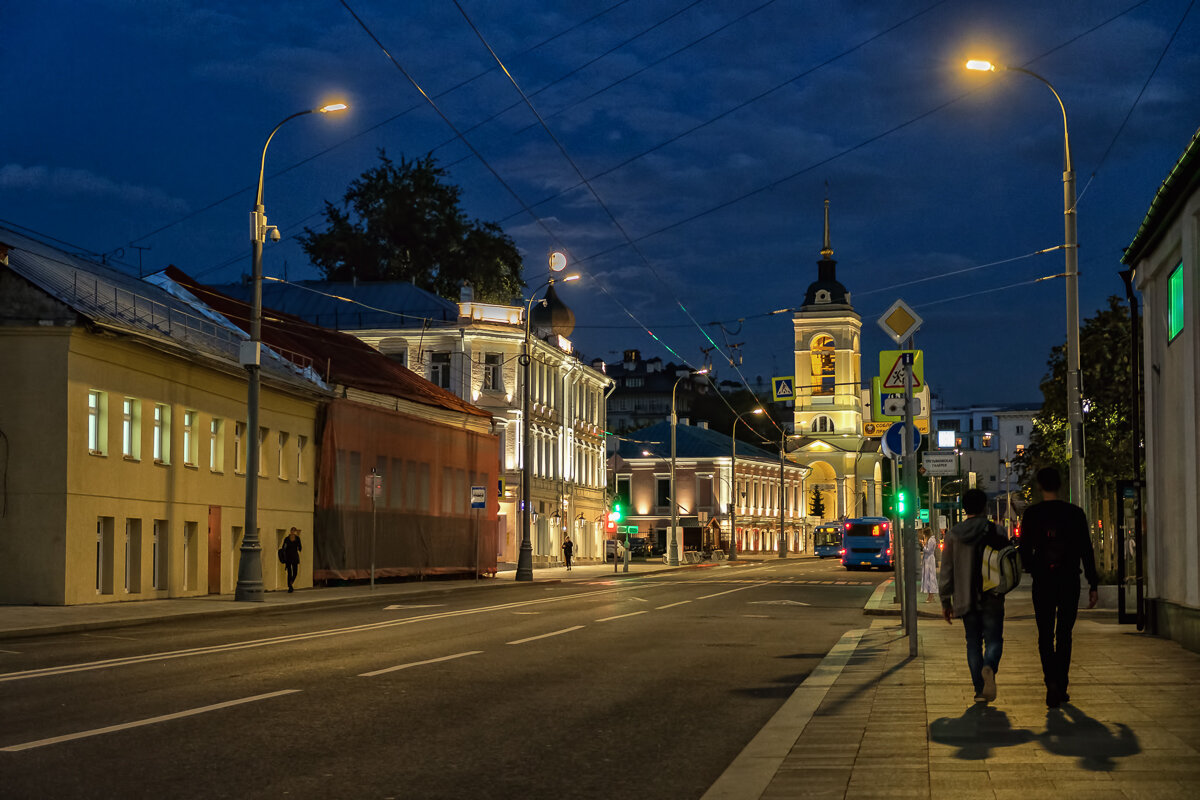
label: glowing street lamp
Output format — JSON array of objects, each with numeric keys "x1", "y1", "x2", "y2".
[
  {"x1": 728, "y1": 407, "x2": 764, "y2": 561},
  {"x1": 235, "y1": 101, "x2": 348, "y2": 602},
  {"x1": 965, "y1": 59, "x2": 1085, "y2": 505}
]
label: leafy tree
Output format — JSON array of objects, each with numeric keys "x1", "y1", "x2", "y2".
[
  {"x1": 809, "y1": 486, "x2": 826, "y2": 518},
  {"x1": 299, "y1": 151, "x2": 524, "y2": 302},
  {"x1": 1018, "y1": 296, "x2": 1137, "y2": 492}
]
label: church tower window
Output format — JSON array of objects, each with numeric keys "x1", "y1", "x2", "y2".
[{"x1": 811, "y1": 335, "x2": 836, "y2": 396}]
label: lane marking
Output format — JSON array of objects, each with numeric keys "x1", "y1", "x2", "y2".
[
  {"x1": 80, "y1": 633, "x2": 140, "y2": 641},
  {"x1": 359, "y1": 650, "x2": 482, "y2": 677},
  {"x1": 697, "y1": 583, "x2": 765, "y2": 600},
  {"x1": 655, "y1": 600, "x2": 691, "y2": 610},
  {"x1": 0, "y1": 585, "x2": 651, "y2": 684},
  {"x1": 0, "y1": 649, "x2": 22, "y2": 655},
  {"x1": 383, "y1": 604, "x2": 444, "y2": 610},
  {"x1": 0, "y1": 689, "x2": 300, "y2": 752},
  {"x1": 512, "y1": 611, "x2": 541, "y2": 615},
  {"x1": 506, "y1": 626, "x2": 584, "y2": 645},
  {"x1": 595, "y1": 611, "x2": 648, "y2": 623}
]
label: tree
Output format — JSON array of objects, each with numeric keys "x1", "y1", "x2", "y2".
[
  {"x1": 809, "y1": 486, "x2": 826, "y2": 518},
  {"x1": 1018, "y1": 296, "x2": 1137, "y2": 492},
  {"x1": 299, "y1": 151, "x2": 524, "y2": 302}
]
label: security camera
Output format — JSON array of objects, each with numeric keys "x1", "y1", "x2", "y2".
[{"x1": 269, "y1": 227, "x2": 281, "y2": 242}]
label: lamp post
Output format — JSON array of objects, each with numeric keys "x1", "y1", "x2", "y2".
[
  {"x1": 728, "y1": 407, "x2": 763, "y2": 561},
  {"x1": 235, "y1": 102, "x2": 347, "y2": 603},
  {"x1": 670, "y1": 368, "x2": 708, "y2": 566},
  {"x1": 966, "y1": 59, "x2": 1084, "y2": 506},
  {"x1": 517, "y1": 255, "x2": 576, "y2": 582}
]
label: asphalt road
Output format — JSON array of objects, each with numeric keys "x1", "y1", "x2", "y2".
[{"x1": 0, "y1": 557, "x2": 887, "y2": 800}]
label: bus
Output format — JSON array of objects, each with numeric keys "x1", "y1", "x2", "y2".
[
  {"x1": 814, "y1": 523, "x2": 843, "y2": 558},
  {"x1": 840, "y1": 516, "x2": 894, "y2": 570}
]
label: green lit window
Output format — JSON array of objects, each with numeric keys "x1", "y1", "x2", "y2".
[{"x1": 1168, "y1": 263, "x2": 1184, "y2": 341}]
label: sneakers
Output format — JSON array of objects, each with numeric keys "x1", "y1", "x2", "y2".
[{"x1": 980, "y1": 666, "x2": 997, "y2": 702}]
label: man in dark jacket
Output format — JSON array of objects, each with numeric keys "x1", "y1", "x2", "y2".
[
  {"x1": 1019, "y1": 467, "x2": 1099, "y2": 708},
  {"x1": 940, "y1": 489, "x2": 1011, "y2": 704},
  {"x1": 281, "y1": 527, "x2": 303, "y2": 593}
]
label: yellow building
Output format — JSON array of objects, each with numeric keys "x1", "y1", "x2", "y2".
[{"x1": 0, "y1": 228, "x2": 322, "y2": 605}]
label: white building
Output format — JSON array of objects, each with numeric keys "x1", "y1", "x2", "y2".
[{"x1": 1123, "y1": 126, "x2": 1200, "y2": 653}]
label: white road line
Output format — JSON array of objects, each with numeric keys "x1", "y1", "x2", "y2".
[
  {"x1": 656, "y1": 600, "x2": 692, "y2": 610},
  {"x1": 0, "y1": 584, "x2": 648, "y2": 684},
  {"x1": 359, "y1": 650, "x2": 482, "y2": 677},
  {"x1": 0, "y1": 648, "x2": 22, "y2": 655},
  {"x1": 0, "y1": 689, "x2": 300, "y2": 753},
  {"x1": 697, "y1": 583, "x2": 765, "y2": 600},
  {"x1": 506, "y1": 626, "x2": 584, "y2": 645},
  {"x1": 595, "y1": 611, "x2": 648, "y2": 622}
]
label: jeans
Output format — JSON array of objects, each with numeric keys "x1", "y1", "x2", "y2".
[
  {"x1": 285, "y1": 562, "x2": 298, "y2": 589},
  {"x1": 961, "y1": 593, "x2": 1005, "y2": 695},
  {"x1": 1032, "y1": 576, "x2": 1080, "y2": 692}
]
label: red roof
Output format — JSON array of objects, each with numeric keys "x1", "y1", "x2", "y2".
[{"x1": 166, "y1": 267, "x2": 490, "y2": 419}]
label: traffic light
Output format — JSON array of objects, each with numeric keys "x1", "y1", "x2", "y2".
[
  {"x1": 612, "y1": 502, "x2": 624, "y2": 524},
  {"x1": 896, "y1": 489, "x2": 908, "y2": 516}
]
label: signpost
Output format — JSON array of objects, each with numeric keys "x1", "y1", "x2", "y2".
[
  {"x1": 771, "y1": 376, "x2": 795, "y2": 402},
  {"x1": 920, "y1": 452, "x2": 959, "y2": 476},
  {"x1": 365, "y1": 469, "x2": 383, "y2": 589},
  {"x1": 471, "y1": 486, "x2": 485, "y2": 580}
]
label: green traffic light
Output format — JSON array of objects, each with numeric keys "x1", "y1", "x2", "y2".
[{"x1": 612, "y1": 502, "x2": 624, "y2": 523}]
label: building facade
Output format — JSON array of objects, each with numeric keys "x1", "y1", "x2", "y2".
[{"x1": 1123, "y1": 126, "x2": 1200, "y2": 652}]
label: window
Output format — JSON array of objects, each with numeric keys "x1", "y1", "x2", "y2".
[
  {"x1": 811, "y1": 335, "x2": 836, "y2": 396},
  {"x1": 810, "y1": 415, "x2": 834, "y2": 433},
  {"x1": 483, "y1": 353, "x2": 503, "y2": 391},
  {"x1": 430, "y1": 351, "x2": 451, "y2": 389},
  {"x1": 277, "y1": 431, "x2": 290, "y2": 480},
  {"x1": 656, "y1": 477, "x2": 671, "y2": 509},
  {"x1": 1015, "y1": 425, "x2": 1024, "y2": 435},
  {"x1": 152, "y1": 519, "x2": 167, "y2": 590},
  {"x1": 125, "y1": 519, "x2": 142, "y2": 593},
  {"x1": 982, "y1": 433, "x2": 993, "y2": 448},
  {"x1": 981, "y1": 417, "x2": 994, "y2": 432},
  {"x1": 258, "y1": 427, "x2": 268, "y2": 476},
  {"x1": 152, "y1": 404, "x2": 171, "y2": 463},
  {"x1": 234, "y1": 422, "x2": 246, "y2": 474},
  {"x1": 182, "y1": 411, "x2": 197, "y2": 466},
  {"x1": 1169, "y1": 262, "x2": 1184, "y2": 341},
  {"x1": 296, "y1": 435, "x2": 307, "y2": 482},
  {"x1": 210, "y1": 418, "x2": 225, "y2": 472},
  {"x1": 96, "y1": 517, "x2": 115, "y2": 595},
  {"x1": 625, "y1": 377, "x2": 643, "y2": 388},
  {"x1": 88, "y1": 390, "x2": 108, "y2": 454},
  {"x1": 938, "y1": 419, "x2": 960, "y2": 431},
  {"x1": 122, "y1": 398, "x2": 141, "y2": 459}
]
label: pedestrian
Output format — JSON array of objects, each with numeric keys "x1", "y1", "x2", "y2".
[
  {"x1": 1019, "y1": 466, "x2": 1099, "y2": 708},
  {"x1": 939, "y1": 489, "x2": 1011, "y2": 704},
  {"x1": 281, "y1": 527, "x2": 302, "y2": 593},
  {"x1": 616, "y1": 539, "x2": 626, "y2": 563},
  {"x1": 921, "y1": 528, "x2": 939, "y2": 603},
  {"x1": 562, "y1": 536, "x2": 574, "y2": 571}
]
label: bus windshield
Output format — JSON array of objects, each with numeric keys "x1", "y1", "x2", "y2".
[{"x1": 845, "y1": 522, "x2": 888, "y2": 538}]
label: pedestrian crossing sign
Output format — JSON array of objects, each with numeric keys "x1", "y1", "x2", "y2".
[{"x1": 772, "y1": 376, "x2": 795, "y2": 401}]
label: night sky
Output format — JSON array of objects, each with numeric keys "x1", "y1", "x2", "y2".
[{"x1": 5, "y1": 0, "x2": 1198, "y2": 407}]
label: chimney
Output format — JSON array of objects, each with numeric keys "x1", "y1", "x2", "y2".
[{"x1": 697, "y1": 421, "x2": 709, "y2": 430}]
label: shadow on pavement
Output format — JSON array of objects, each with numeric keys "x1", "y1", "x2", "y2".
[
  {"x1": 1038, "y1": 704, "x2": 1141, "y2": 771},
  {"x1": 930, "y1": 704, "x2": 1035, "y2": 759}
]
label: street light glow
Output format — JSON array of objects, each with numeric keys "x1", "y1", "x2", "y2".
[
  {"x1": 965, "y1": 60, "x2": 997, "y2": 72},
  {"x1": 319, "y1": 103, "x2": 348, "y2": 113}
]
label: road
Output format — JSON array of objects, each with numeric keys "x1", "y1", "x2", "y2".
[{"x1": 0, "y1": 557, "x2": 886, "y2": 799}]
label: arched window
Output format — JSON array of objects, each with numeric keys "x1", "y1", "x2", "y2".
[
  {"x1": 810, "y1": 335, "x2": 836, "y2": 395},
  {"x1": 810, "y1": 415, "x2": 834, "y2": 433}
]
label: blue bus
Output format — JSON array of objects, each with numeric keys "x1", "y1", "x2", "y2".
[
  {"x1": 840, "y1": 517, "x2": 894, "y2": 570},
  {"x1": 813, "y1": 523, "x2": 843, "y2": 558}
]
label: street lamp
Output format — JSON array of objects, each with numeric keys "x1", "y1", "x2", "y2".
[
  {"x1": 728, "y1": 407, "x2": 763, "y2": 561},
  {"x1": 966, "y1": 59, "x2": 1085, "y2": 506},
  {"x1": 670, "y1": 368, "x2": 709, "y2": 566},
  {"x1": 517, "y1": 255, "x2": 577, "y2": 582},
  {"x1": 235, "y1": 101, "x2": 347, "y2": 603}
]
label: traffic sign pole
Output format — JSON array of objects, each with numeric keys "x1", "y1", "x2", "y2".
[{"x1": 902, "y1": 343, "x2": 919, "y2": 657}]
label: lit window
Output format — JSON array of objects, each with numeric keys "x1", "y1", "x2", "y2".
[
  {"x1": 152, "y1": 404, "x2": 171, "y2": 463},
  {"x1": 1168, "y1": 262, "x2": 1184, "y2": 341},
  {"x1": 88, "y1": 390, "x2": 108, "y2": 454},
  {"x1": 122, "y1": 398, "x2": 141, "y2": 459},
  {"x1": 210, "y1": 418, "x2": 225, "y2": 472},
  {"x1": 182, "y1": 411, "x2": 198, "y2": 466}
]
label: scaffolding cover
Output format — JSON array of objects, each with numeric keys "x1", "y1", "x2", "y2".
[{"x1": 314, "y1": 398, "x2": 498, "y2": 581}]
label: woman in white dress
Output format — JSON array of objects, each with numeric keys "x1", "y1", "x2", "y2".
[{"x1": 920, "y1": 528, "x2": 939, "y2": 602}]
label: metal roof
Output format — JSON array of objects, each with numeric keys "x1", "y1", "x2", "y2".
[
  {"x1": 0, "y1": 224, "x2": 323, "y2": 389},
  {"x1": 1124, "y1": 125, "x2": 1200, "y2": 266},
  {"x1": 615, "y1": 420, "x2": 778, "y2": 462}
]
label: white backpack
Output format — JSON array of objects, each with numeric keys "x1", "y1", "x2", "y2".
[{"x1": 981, "y1": 525, "x2": 1021, "y2": 594}]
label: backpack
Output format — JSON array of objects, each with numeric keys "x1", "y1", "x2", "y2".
[{"x1": 981, "y1": 527, "x2": 1021, "y2": 594}]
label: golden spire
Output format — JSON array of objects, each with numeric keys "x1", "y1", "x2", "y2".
[{"x1": 820, "y1": 184, "x2": 833, "y2": 260}]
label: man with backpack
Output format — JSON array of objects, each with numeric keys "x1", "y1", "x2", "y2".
[
  {"x1": 940, "y1": 489, "x2": 1012, "y2": 704},
  {"x1": 1019, "y1": 467, "x2": 1099, "y2": 708}
]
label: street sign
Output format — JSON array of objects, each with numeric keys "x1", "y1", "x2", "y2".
[
  {"x1": 771, "y1": 376, "x2": 795, "y2": 401},
  {"x1": 470, "y1": 485, "x2": 486, "y2": 509},
  {"x1": 364, "y1": 472, "x2": 383, "y2": 499},
  {"x1": 881, "y1": 422, "x2": 922, "y2": 459},
  {"x1": 877, "y1": 299, "x2": 923, "y2": 344},
  {"x1": 920, "y1": 452, "x2": 958, "y2": 476},
  {"x1": 879, "y1": 350, "x2": 924, "y2": 390},
  {"x1": 864, "y1": 419, "x2": 929, "y2": 436},
  {"x1": 867, "y1": 380, "x2": 930, "y2": 424}
]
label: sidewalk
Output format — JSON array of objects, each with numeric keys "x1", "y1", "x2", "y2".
[{"x1": 707, "y1": 580, "x2": 1200, "y2": 799}]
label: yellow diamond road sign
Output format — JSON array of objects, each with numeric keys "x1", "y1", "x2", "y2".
[{"x1": 877, "y1": 299, "x2": 922, "y2": 344}]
